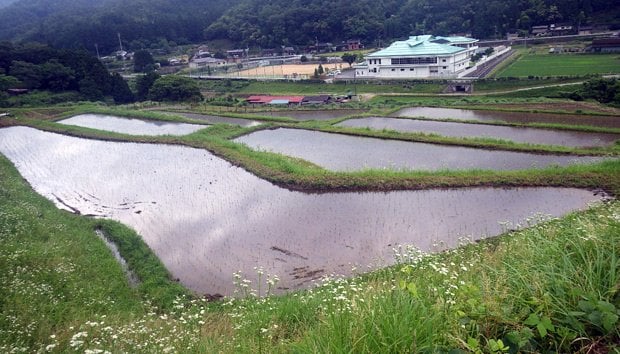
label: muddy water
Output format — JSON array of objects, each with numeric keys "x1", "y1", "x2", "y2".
[
  {"x1": 393, "y1": 107, "x2": 620, "y2": 128},
  {"x1": 58, "y1": 114, "x2": 208, "y2": 135},
  {"x1": 235, "y1": 128, "x2": 607, "y2": 171},
  {"x1": 158, "y1": 112, "x2": 262, "y2": 127},
  {"x1": 258, "y1": 109, "x2": 365, "y2": 120},
  {"x1": 0, "y1": 126, "x2": 606, "y2": 296},
  {"x1": 337, "y1": 117, "x2": 620, "y2": 147}
]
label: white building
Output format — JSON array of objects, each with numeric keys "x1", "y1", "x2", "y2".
[
  {"x1": 189, "y1": 57, "x2": 227, "y2": 69},
  {"x1": 358, "y1": 35, "x2": 478, "y2": 78}
]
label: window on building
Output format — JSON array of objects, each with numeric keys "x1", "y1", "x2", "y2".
[
  {"x1": 391, "y1": 68, "x2": 395, "y2": 71},
  {"x1": 400, "y1": 68, "x2": 405, "y2": 71},
  {"x1": 442, "y1": 59, "x2": 446, "y2": 62},
  {"x1": 443, "y1": 66, "x2": 447, "y2": 69},
  {"x1": 391, "y1": 57, "x2": 437, "y2": 65},
  {"x1": 410, "y1": 68, "x2": 414, "y2": 71}
]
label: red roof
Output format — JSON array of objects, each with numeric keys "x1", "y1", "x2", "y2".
[{"x1": 246, "y1": 95, "x2": 304, "y2": 104}]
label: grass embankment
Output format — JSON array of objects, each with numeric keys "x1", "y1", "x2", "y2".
[
  {"x1": 3, "y1": 106, "x2": 620, "y2": 194},
  {"x1": 1, "y1": 151, "x2": 618, "y2": 352},
  {"x1": 237, "y1": 80, "x2": 444, "y2": 95},
  {"x1": 496, "y1": 53, "x2": 620, "y2": 78}
]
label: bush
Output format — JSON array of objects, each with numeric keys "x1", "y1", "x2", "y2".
[{"x1": 148, "y1": 75, "x2": 202, "y2": 102}]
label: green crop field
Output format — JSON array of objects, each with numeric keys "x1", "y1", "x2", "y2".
[{"x1": 496, "y1": 53, "x2": 620, "y2": 77}]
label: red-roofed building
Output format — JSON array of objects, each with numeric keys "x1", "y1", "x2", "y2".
[{"x1": 246, "y1": 95, "x2": 304, "y2": 105}]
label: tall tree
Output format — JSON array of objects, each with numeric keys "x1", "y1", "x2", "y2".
[{"x1": 133, "y1": 50, "x2": 155, "y2": 73}]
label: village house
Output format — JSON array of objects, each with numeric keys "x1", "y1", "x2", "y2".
[
  {"x1": 588, "y1": 37, "x2": 620, "y2": 53},
  {"x1": 189, "y1": 57, "x2": 227, "y2": 69},
  {"x1": 360, "y1": 35, "x2": 478, "y2": 79}
]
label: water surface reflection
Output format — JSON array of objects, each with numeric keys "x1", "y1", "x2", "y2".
[{"x1": 0, "y1": 126, "x2": 604, "y2": 295}]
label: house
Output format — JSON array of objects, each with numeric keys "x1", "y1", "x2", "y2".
[
  {"x1": 189, "y1": 57, "x2": 227, "y2": 69},
  {"x1": 246, "y1": 95, "x2": 304, "y2": 105},
  {"x1": 227, "y1": 49, "x2": 248, "y2": 62},
  {"x1": 302, "y1": 95, "x2": 332, "y2": 105},
  {"x1": 588, "y1": 38, "x2": 620, "y2": 53},
  {"x1": 282, "y1": 46, "x2": 296, "y2": 55},
  {"x1": 346, "y1": 40, "x2": 363, "y2": 51},
  {"x1": 531, "y1": 25, "x2": 549, "y2": 36},
  {"x1": 549, "y1": 23, "x2": 573, "y2": 36},
  {"x1": 362, "y1": 35, "x2": 478, "y2": 78}
]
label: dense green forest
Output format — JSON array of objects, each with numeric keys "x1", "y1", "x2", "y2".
[
  {"x1": 205, "y1": 0, "x2": 619, "y2": 48},
  {"x1": 0, "y1": 42, "x2": 133, "y2": 106},
  {"x1": 0, "y1": 0, "x2": 618, "y2": 52},
  {"x1": 0, "y1": 0, "x2": 237, "y2": 53}
]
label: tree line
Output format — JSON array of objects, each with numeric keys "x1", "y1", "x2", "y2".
[
  {"x1": 0, "y1": 0, "x2": 617, "y2": 54},
  {"x1": 0, "y1": 42, "x2": 202, "y2": 106}
]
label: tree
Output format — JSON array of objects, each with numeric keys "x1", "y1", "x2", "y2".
[
  {"x1": 78, "y1": 77, "x2": 104, "y2": 101},
  {"x1": 109, "y1": 73, "x2": 134, "y2": 104},
  {"x1": 0, "y1": 74, "x2": 19, "y2": 91},
  {"x1": 148, "y1": 75, "x2": 202, "y2": 102},
  {"x1": 317, "y1": 64, "x2": 324, "y2": 75},
  {"x1": 341, "y1": 53, "x2": 357, "y2": 67},
  {"x1": 133, "y1": 50, "x2": 155, "y2": 73},
  {"x1": 135, "y1": 71, "x2": 160, "y2": 101},
  {"x1": 9, "y1": 61, "x2": 42, "y2": 89}
]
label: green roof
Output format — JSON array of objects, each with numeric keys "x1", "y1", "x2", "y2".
[{"x1": 367, "y1": 35, "x2": 474, "y2": 58}]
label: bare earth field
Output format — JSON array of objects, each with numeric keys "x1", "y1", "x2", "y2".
[{"x1": 235, "y1": 63, "x2": 345, "y2": 78}]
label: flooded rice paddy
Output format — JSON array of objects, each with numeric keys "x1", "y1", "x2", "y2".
[
  {"x1": 394, "y1": 107, "x2": 620, "y2": 128},
  {"x1": 235, "y1": 128, "x2": 607, "y2": 171},
  {"x1": 0, "y1": 126, "x2": 606, "y2": 296},
  {"x1": 158, "y1": 111, "x2": 262, "y2": 127},
  {"x1": 57, "y1": 114, "x2": 208, "y2": 136},
  {"x1": 257, "y1": 109, "x2": 365, "y2": 120},
  {"x1": 337, "y1": 117, "x2": 619, "y2": 147}
]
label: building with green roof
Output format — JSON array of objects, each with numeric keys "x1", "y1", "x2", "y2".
[{"x1": 357, "y1": 35, "x2": 478, "y2": 78}]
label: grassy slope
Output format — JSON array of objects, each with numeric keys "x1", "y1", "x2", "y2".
[{"x1": 0, "y1": 152, "x2": 618, "y2": 352}]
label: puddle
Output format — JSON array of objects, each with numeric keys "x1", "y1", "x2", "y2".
[
  {"x1": 57, "y1": 114, "x2": 208, "y2": 135},
  {"x1": 394, "y1": 107, "x2": 620, "y2": 128},
  {"x1": 0, "y1": 126, "x2": 606, "y2": 296},
  {"x1": 337, "y1": 117, "x2": 619, "y2": 147},
  {"x1": 158, "y1": 112, "x2": 262, "y2": 127},
  {"x1": 235, "y1": 128, "x2": 607, "y2": 171},
  {"x1": 257, "y1": 109, "x2": 365, "y2": 120}
]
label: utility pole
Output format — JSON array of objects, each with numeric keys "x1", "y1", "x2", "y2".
[
  {"x1": 94, "y1": 43, "x2": 100, "y2": 60},
  {"x1": 118, "y1": 33, "x2": 123, "y2": 53}
]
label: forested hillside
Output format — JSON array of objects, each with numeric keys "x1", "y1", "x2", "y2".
[
  {"x1": 0, "y1": 0, "x2": 237, "y2": 53},
  {"x1": 0, "y1": 0, "x2": 617, "y2": 52},
  {"x1": 205, "y1": 0, "x2": 619, "y2": 48}
]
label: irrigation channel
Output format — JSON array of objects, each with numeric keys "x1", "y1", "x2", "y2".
[
  {"x1": 393, "y1": 107, "x2": 620, "y2": 128},
  {"x1": 0, "y1": 125, "x2": 609, "y2": 296}
]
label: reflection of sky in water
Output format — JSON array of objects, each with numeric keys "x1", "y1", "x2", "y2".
[
  {"x1": 393, "y1": 107, "x2": 620, "y2": 128},
  {"x1": 338, "y1": 117, "x2": 619, "y2": 147},
  {"x1": 0, "y1": 126, "x2": 603, "y2": 296},
  {"x1": 236, "y1": 128, "x2": 607, "y2": 171},
  {"x1": 58, "y1": 114, "x2": 208, "y2": 136}
]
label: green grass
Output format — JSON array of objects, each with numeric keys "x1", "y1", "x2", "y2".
[
  {"x1": 496, "y1": 53, "x2": 620, "y2": 78},
  {"x1": 474, "y1": 77, "x2": 584, "y2": 93},
  {"x1": 1, "y1": 149, "x2": 618, "y2": 352},
  {"x1": 237, "y1": 81, "x2": 444, "y2": 95}
]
